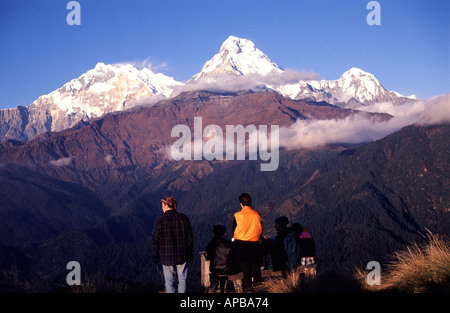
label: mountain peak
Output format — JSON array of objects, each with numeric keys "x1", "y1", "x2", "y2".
[
  {"x1": 340, "y1": 67, "x2": 379, "y2": 83},
  {"x1": 190, "y1": 35, "x2": 282, "y2": 81},
  {"x1": 219, "y1": 35, "x2": 256, "y2": 54},
  {"x1": 335, "y1": 67, "x2": 386, "y2": 103}
]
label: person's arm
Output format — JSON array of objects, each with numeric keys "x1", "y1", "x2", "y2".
[
  {"x1": 152, "y1": 219, "x2": 160, "y2": 264},
  {"x1": 186, "y1": 217, "x2": 194, "y2": 262},
  {"x1": 232, "y1": 217, "x2": 237, "y2": 234}
]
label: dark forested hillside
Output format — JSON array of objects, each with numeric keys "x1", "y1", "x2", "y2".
[
  {"x1": 0, "y1": 91, "x2": 448, "y2": 292},
  {"x1": 270, "y1": 124, "x2": 450, "y2": 271}
]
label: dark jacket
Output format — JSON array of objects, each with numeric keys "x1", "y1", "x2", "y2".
[
  {"x1": 271, "y1": 228, "x2": 301, "y2": 271},
  {"x1": 285, "y1": 229, "x2": 301, "y2": 269},
  {"x1": 271, "y1": 228, "x2": 290, "y2": 271},
  {"x1": 206, "y1": 236, "x2": 239, "y2": 275},
  {"x1": 299, "y1": 231, "x2": 316, "y2": 258},
  {"x1": 152, "y1": 209, "x2": 194, "y2": 266}
]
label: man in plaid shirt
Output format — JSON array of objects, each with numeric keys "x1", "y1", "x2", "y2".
[{"x1": 152, "y1": 196, "x2": 194, "y2": 293}]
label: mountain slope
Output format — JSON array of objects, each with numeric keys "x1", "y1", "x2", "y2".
[
  {"x1": 0, "y1": 89, "x2": 447, "y2": 291},
  {"x1": 1, "y1": 120, "x2": 448, "y2": 292},
  {"x1": 0, "y1": 164, "x2": 109, "y2": 247},
  {"x1": 0, "y1": 90, "x2": 391, "y2": 247},
  {"x1": 271, "y1": 123, "x2": 450, "y2": 269},
  {"x1": 0, "y1": 90, "x2": 390, "y2": 176}
]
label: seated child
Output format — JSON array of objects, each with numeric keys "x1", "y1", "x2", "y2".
[{"x1": 206, "y1": 224, "x2": 240, "y2": 292}]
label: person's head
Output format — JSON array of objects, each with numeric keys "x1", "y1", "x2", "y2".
[
  {"x1": 291, "y1": 223, "x2": 303, "y2": 233},
  {"x1": 274, "y1": 216, "x2": 289, "y2": 231},
  {"x1": 238, "y1": 193, "x2": 252, "y2": 207},
  {"x1": 213, "y1": 224, "x2": 227, "y2": 238},
  {"x1": 161, "y1": 196, "x2": 177, "y2": 212}
]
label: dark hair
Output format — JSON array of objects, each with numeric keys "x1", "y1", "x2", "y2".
[
  {"x1": 291, "y1": 223, "x2": 303, "y2": 232},
  {"x1": 238, "y1": 193, "x2": 252, "y2": 206},
  {"x1": 213, "y1": 224, "x2": 226, "y2": 237},
  {"x1": 275, "y1": 216, "x2": 289, "y2": 228}
]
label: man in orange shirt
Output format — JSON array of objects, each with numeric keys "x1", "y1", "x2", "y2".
[{"x1": 232, "y1": 193, "x2": 263, "y2": 292}]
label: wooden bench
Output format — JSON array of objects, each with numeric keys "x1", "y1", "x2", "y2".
[{"x1": 199, "y1": 251, "x2": 317, "y2": 292}]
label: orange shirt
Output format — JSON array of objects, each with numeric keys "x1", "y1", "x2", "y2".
[{"x1": 233, "y1": 206, "x2": 262, "y2": 242}]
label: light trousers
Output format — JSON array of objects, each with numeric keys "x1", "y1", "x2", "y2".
[{"x1": 162, "y1": 262, "x2": 187, "y2": 293}]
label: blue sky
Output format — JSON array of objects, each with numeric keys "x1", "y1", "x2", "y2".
[{"x1": 0, "y1": 0, "x2": 449, "y2": 109}]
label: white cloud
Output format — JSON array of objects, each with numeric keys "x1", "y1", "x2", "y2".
[
  {"x1": 279, "y1": 93, "x2": 450, "y2": 150},
  {"x1": 355, "y1": 93, "x2": 450, "y2": 127},
  {"x1": 172, "y1": 69, "x2": 320, "y2": 96},
  {"x1": 105, "y1": 154, "x2": 113, "y2": 163},
  {"x1": 416, "y1": 93, "x2": 450, "y2": 126},
  {"x1": 49, "y1": 157, "x2": 72, "y2": 167},
  {"x1": 113, "y1": 57, "x2": 168, "y2": 73},
  {"x1": 279, "y1": 114, "x2": 401, "y2": 149},
  {"x1": 127, "y1": 94, "x2": 166, "y2": 108}
]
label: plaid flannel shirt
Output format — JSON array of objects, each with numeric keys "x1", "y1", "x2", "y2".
[{"x1": 152, "y1": 210, "x2": 194, "y2": 266}]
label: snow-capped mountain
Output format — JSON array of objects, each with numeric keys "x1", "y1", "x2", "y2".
[
  {"x1": 38, "y1": 62, "x2": 181, "y2": 118},
  {"x1": 276, "y1": 67, "x2": 417, "y2": 108},
  {"x1": 189, "y1": 36, "x2": 417, "y2": 108},
  {"x1": 0, "y1": 63, "x2": 182, "y2": 141},
  {"x1": 189, "y1": 35, "x2": 283, "y2": 81},
  {"x1": 1, "y1": 35, "x2": 418, "y2": 142}
]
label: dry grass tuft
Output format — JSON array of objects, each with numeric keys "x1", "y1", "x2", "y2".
[
  {"x1": 257, "y1": 266, "x2": 317, "y2": 293},
  {"x1": 69, "y1": 279, "x2": 97, "y2": 293},
  {"x1": 355, "y1": 232, "x2": 450, "y2": 293}
]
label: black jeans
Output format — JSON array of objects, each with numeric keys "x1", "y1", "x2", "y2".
[
  {"x1": 233, "y1": 240, "x2": 262, "y2": 291},
  {"x1": 239, "y1": 261, "x2": 261, "y2": 292}
]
